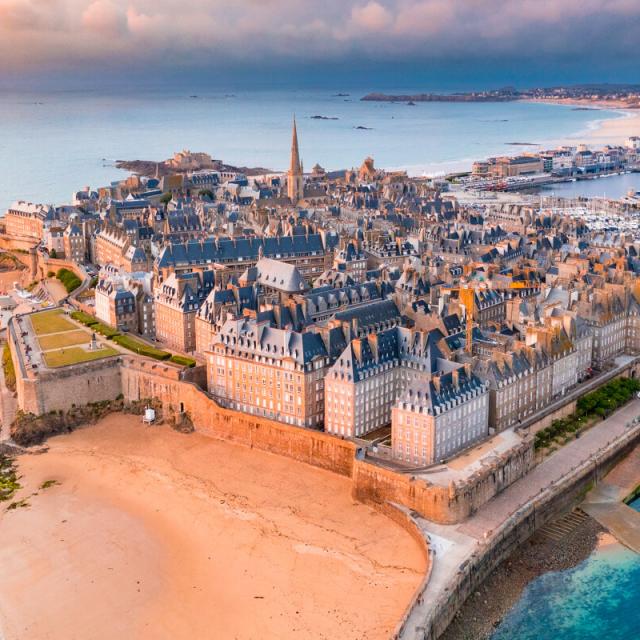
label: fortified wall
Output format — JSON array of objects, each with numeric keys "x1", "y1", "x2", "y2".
[
  {"x1": 415, "y1": 423, "x2": 640, "y2": 640},
  {"x1": 119, "y1": 358, "x2": 533, "y2": 523},
  {"x1": 120, "y1": 358, "x2": 357, "y2": 477},
  {"x1": 11, "y1": 349, "x2": 621, "y2": 525}
]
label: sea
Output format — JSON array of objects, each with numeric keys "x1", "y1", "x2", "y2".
[
  {"x1": 537, "y1": 171, "x2": 640, "y2": 200},
  {"x1": 0, "y1": 88, "x2": 627, "y2": 212},
  {"x1": 492, "y1": 497, "x2": 640, "y2": 640}
]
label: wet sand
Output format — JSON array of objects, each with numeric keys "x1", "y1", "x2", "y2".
[{"x1": 0, "y1": 414, "x2": 426, "y2": 640}]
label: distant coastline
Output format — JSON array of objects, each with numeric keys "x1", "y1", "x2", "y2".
[{"x1": 361, "y1": 85, "x2": 640, "y2": 108}]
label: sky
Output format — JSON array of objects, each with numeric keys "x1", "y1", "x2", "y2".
[{"x1": 1, "y1": 0, "x2": 639, "y2": 89}]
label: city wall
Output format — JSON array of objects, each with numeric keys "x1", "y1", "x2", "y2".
[
  {"x1": 120, "y1": 358, "x2": 357, "y2": 477},
  {"x1": 10, "y1": 353, "x2": 638, "y2": 526},
  {"x1": 352, "y1": 439, "x2": 534, "y2": 524},
  {"x1": 18, "y1": 357, "x2": 122, "y2": 416},
  {"x1": 119, "y1": 358, "x2": 534, "y2": 524}
]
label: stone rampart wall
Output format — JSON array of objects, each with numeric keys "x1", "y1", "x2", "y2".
[
  {"x1": 21, "y1": 358, "x2": 122, "y2": 415},
  {"x1": 120, "y1": 358, "x2": 356, "y2": 477}
]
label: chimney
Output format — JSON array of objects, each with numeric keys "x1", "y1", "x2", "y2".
[
  {"x1": 368, "y1": 333, "x2": 379, "y2": 361},
  {"x1": 352, "y1": 338, "x2": 363, "y2": 363}
]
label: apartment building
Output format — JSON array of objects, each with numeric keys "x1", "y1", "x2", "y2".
[
  {"x1": 392, "y1": 367, "x2": 489, "y2": 466},
  {"x1": 94, "y1": 266, "x2": 155, "y2": 337},
  {"x1": 206, "y1": 315, "x2": 337, "y2": 428},
  {"x1": 4, "y1": 201, "x2": 53, "y2": 241},
  {"x1": 324, "y1": 327, "x2": 449, "y2": 438},
  {"x1": 155, "y1": 270, "x2": 215, "y2": 352},
  {"x1": 155, "y1": 233, "x2": 329, "y2": 283},
  {"x1": 63, "y1": 224, "x2": 86, "y2": 263}
]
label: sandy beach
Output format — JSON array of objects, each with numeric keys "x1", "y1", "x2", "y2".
[
  {"x1": 556, "y1": 108, "x2": 640, "y2": 148},
  {"x1": 0, "y1": 415, "x2": 426, "y2": 640}
]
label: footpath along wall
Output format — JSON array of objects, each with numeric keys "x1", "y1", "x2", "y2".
[{"x1": 413, "y1": 422, "x2": 640, "y2": 640}]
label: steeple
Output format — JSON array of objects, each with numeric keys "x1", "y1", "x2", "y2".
[
  {"x1": 287, "y1": 116, "x2": 304, "y2": 204},
  {"x1": 290, "y1": 116, "x2": 302, "y2": 174}
]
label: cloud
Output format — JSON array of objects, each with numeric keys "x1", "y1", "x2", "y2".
[
  {"x1": 82, "y1": 0, "x2": 127, "y2": 36},
  {"x1": 0, "y1": 0, "x2": 639, "y2": 76},
  {"x1": 351, "y1": 2, "x2": 392, "y2": 31}
]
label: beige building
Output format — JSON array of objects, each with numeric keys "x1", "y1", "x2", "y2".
[
  {"x1": 392, "y1": 367, "x2": 489, "y2": 466},
  {"x1": 154, "y1": 271, "x2": 215, "y2": 353},
  {"x1": 206, "y1": 316, "x2": 332, "y2": 428},
  {"x1": 4, "y1": 201, "x2": 52, "y2": 241}
]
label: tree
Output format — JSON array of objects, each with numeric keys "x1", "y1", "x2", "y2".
[
  {"x1": 160, "y1": 192, "x2": 172, "y2": 206},
  {"x1": 50, "y1": 248, "x2": 57, "y2": 259}
]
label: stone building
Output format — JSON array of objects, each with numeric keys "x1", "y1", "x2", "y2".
[
  {"x1": 392, "y1": 366, "x2": 489, "y2": 466},
  {"x1": 4, "y1": 201, "x2": 52, "y2": 241},
  {"x1": 95, "y1": 266, "x2": 155, "y2": 337},
  {"x1": 206, "y1": 315, "x2": 335, "y2": 428},
  {"x1": 154, "y1": 270, "x2": 215, "y2": 352},
  {"x1": 63, "y1": 224, "x2": 86, "y2": 263}
]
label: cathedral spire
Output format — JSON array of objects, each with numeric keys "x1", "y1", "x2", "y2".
[
  {"x1": 290, "y1": 116, "x2": 302, "y2": 174},
  {"x1": 287, "y1": 116, "x2": 304, "y2": 204}
]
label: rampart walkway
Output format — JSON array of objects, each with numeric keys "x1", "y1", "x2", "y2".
[{"x1": 400, "y1": 398, "x2": 640, "y2": 639}]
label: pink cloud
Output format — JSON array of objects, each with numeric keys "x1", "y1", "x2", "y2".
[{"x1": 0, "y1": 0, "x2": 638, "y2": 72}]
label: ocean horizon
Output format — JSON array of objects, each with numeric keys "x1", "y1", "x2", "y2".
[{"x1": 0, "y1": 88, "x2": 624, "y2": 212}]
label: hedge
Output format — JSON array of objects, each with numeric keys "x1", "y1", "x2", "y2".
[
  {"x1": 535, "y1": 377, "x2": 640, "y2": 450},
  {"x1": 56, "y1": 268, "x2": 82, "y2": 293},
  {"x1": 92, "y1": 323, "x2": 120, "y2": 339},
  {"x1": 170, "y1": 354, "x2": 197, "y2": 368},
  {"x1": 71, "y1": 311, "x2": 98, "y2": 326},
  {"x1": 2, "y1": 343, "x2": 16, "y2": 393},
  {"x1": 70, "y1": 311, "x2": 192, "y2": 366},
  {"x1": 112, "y1": 334, "x2": 171, "y2": 361}
]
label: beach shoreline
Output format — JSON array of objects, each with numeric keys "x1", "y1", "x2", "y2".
[
  {"x1": 396, "y1": 100, "x2": 639, "y2": 178},
  {"x1": 0, "y1": 415, "x2": 426, "y2": 640},
  {"x1": 440, "y1": 513, "x2": 605, "y2": 640}
]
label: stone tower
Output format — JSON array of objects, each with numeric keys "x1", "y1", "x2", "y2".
[{"x1": 287, "y1": 117, "x2": 304, "y2": 204}]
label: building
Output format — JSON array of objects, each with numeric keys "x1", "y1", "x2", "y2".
[
  {"x1": 94, "y1": 266, "x2": 155, "y2": 337},
  {"x1": 206, "y1": 315, "x2": 333, "y2": 428},
  {"x1": 155, "y1": 234, "x2": 329, "y2": 283},
  {"x1": 392, "y1": 367, "x2": 489, "y2": 466},
  {"x1": 154, "y1": 270, "x2": 215, "y2": 352},
  {"x1": 63, "y1": 224, "x2": 86, "y2": 263},
  {"x1": 324, "y1": 327, "x2": 453, "y2": 439},
  {"x1": 4, "y1": 201, "x2": 53, "y2": 241}
]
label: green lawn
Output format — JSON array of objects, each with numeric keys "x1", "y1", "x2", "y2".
[
  {"x1": 43, "y1": 346, "x2": 119, "y2": 368},
  {"x1": 30, "y1": 310, "x2": 76, "y2": 335},
  {"x1": 38, "y1": 330, "x2": 91, "y2": 351}
]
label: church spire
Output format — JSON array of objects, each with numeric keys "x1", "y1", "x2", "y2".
[
  {"x1": 287, "y1": 116, "x2": 304, "y2": 204},
  {"x1": 290, "y1": 116, "x2": 302, "y2": 174}
]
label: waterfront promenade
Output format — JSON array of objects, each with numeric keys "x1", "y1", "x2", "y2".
[{"x1": 400, "y1": 398, "x2": 640, "y2": 639}]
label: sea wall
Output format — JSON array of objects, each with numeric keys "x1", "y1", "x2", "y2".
[
  {"x1": 414, "y1": 423, "x2": 640, "y2": 640},
  {"x1": 120, "y1": 358, "x2": 534, "y2": 524},
  {"x1": 11, "y1": 352, "x2": 638, "y2": 526},
  {"x1": 19, "y1": 357, "x2": 122, "y2": 416}
]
